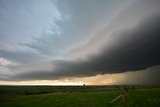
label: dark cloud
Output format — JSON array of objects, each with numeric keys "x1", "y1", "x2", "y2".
[
  {"x1": 52, "y1": 13, "x2": 160, "y2": 75},
  {"x1": 65, "y1": 0, "x2": 160, "y2": 60},
  {"x1": 13, "y1": 13, "x2": 160, "y2": 80}
]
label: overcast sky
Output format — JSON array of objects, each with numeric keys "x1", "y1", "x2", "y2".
[{"x1": 0, "y1": 0, "x2": 160, "y2": 85}]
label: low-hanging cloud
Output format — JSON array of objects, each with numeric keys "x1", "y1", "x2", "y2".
[{"x1": 13, "y1": 13, "x2": 160, "y2": 80}]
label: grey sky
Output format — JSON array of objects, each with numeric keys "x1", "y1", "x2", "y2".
[{"x1": 0, "y1": 0, "x2": 160, "y2": 85}]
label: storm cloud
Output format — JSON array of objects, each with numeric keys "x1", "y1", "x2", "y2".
[{"x1": 13, "y1": 13, "x2": 160, "y2": 80}]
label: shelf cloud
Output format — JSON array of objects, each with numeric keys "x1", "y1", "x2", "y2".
[{"x1": 13, "y1": 13, "x2": 160, "y2": 81}]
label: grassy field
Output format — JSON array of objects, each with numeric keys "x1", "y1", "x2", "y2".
[{"x1": 0, "y1": 86, "x2": 160, "y2": 107}]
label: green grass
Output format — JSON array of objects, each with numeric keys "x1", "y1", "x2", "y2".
[{"x1": 0, "y1": 86, "x2": 160, "y2": 107}]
